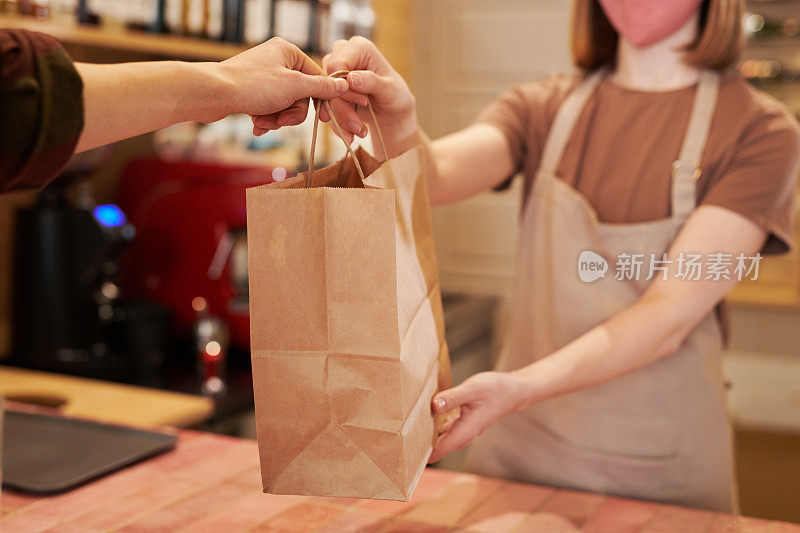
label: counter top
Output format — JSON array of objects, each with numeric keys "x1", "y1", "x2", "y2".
[
  {"x1": 1, "y1": 430, "x2": 798, "y2": 533},
  {"x1": 0, "y1": 366, "x2": 213, "y2": 428}
]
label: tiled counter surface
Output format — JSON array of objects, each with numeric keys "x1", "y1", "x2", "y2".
[{"x1": 2, "y1": 430, "x2": 798, "y2": 533}]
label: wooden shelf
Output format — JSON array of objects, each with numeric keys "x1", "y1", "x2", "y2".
[{"x1": 0, "y1": 13, "x2": 250, "y2": 61}]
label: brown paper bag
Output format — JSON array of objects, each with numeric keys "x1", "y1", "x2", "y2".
[{"x1": 246, "y1": 100, "x2": 451, "y2": 501}]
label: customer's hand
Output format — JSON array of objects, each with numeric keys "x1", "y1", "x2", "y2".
[
  {"x1": 429, "y1": 372, "x2": 525, "y2": 463},
  {"x1": 321, "y1": 36, "x2": 418, "y2": 148},
  {"x1": 219, "y1": 37, "x2": 349, "y2": 135}
]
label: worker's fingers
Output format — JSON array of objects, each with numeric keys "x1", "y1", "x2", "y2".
[
  {"x1": 345, "y1": 71, "x2": 397, "y2": 105},
  {"x1": 321, "y1": 98, "x2": 366, "y2": 137},
  {"x1": 321, "y1": 53, "x2": 333, "y2": 74},
  {"x1": 432, "y1": 380, "x2": 484, "y2": 415},
  {"x1": 329, "y1": 123, "x2": 355, "y2": 145},
  {"x1": 340, "y1": 91, "x2": 370, "y2": 107},
  {"x1": 319, "y1": 97, "x2": 369, "y2": 122},
  {"x1": 429, "y1": 408, "x2": 485, "y2": 463},
  {"x1": 325, "y1": 110, "x2": 359, "y2": 143},
  {"x1": 326, "y1": 36, "x2": 388, "y2": 76},
  {"x1": 325, "y1": 39, "x2": 358, "y2": 74}
]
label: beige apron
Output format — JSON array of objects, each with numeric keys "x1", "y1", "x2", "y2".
[{"x1": 463, "y1": 69, "x2": 737, "y2": 513}]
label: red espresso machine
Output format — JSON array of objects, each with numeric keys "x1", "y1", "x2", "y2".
[{"x1": 116, "y1": 158, "x2": 279, "y2": 402}]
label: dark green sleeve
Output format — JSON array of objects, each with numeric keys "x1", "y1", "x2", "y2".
[{"x1": 0, "y1": 28, "x2": 84, "y2": 193}]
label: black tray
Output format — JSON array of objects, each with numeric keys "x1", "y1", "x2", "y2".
[{"x1": 2, "y1": 410, "x2": 177, "y2": 494}]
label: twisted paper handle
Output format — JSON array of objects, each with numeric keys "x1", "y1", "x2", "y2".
[{"x1": 306, "y1": 70, "x2": 389, "y2": 188}]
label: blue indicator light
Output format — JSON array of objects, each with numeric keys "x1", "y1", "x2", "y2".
[{"x1": 93, "y1": 204, "x2": 127, "y2": 228}]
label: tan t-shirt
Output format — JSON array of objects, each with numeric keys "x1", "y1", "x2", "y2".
[{"x1": 478, "y1": 71, "x2": 800, "y2": 255}]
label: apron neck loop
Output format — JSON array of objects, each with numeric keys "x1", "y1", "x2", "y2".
[
  {"x1": 670, "y1": 70, "x2": 720, "y2": 221},
  {"x1": 538, "y1": 67, "x2": 607, "y2": 177},
  {"x1": 539, "y1": 68, "x2": 720, "y2": 223}
]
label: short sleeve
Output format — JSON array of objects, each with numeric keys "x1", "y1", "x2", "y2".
[
  {"x1": 474, "y1": 85, "x2": 531, "y2": 176},
  {"x1": 474, "y1": 73, "x2": 579, "y2": 191},
  {"x1": 0, "y1": 29, "x2": 84, "y2": 194},
  {"x1": 701, "y1": 108, "x2": 800, "y2": 255}
]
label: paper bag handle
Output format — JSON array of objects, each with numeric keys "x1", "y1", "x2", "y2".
[{"x1": 306, "y1": 70, "x2": 390, "y2": 188}]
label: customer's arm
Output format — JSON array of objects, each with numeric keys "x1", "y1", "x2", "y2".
[
  {"x1": 76, "y1": 38, "x2": 348, "y2": 152},
  {"x1": 0, "y1": 29, "x2": 347, "y2": 194},
  {"x1": 0, "y1": 29, "x2": 83, "y2": 193}
]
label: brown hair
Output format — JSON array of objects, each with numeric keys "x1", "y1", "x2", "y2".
[{"x1": 571, "y1": 0, "x2": 744, "y2": 71}]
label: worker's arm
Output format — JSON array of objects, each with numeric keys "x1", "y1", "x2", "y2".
[
  {"x1": 319, "y1": 36, "x2": 516, "y2": 205},
  {"x1": 429, "y1": 205, "x2": 767, "y2": 462}
]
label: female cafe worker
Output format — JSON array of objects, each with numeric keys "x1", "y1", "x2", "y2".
[
  {"x1": 0, "y1": 29, "x2": 348, "y2": 192},
  {"x1": 318, "y1": 0, "x2": 800, "y2": 512}
]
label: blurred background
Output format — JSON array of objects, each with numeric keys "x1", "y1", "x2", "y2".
[{"x1": 0, "y1": 0, "x2": 798, "y2": 522}]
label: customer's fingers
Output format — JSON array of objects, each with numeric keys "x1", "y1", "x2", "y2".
[
  {"x1": 252, "y1": 113, "x2": 280, "y2": 134},
  {"x1": 282, "y1": 43, "x2": 347, "y2": 101},
  {"x1": 291, "y1": 71, "x2": 348, "y2": 101},
  {"x1": 287, "y1": 40, "x2": 324, "y2": 76},
  {"x1": 276, "y1": 98, "x2": 310, "y2": 127}
]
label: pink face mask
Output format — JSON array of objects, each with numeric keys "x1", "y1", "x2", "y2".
[{"x1": 597, "y1": 0, "x2": 703, "y2": 47}]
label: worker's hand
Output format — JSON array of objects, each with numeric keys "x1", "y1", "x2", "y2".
[
  {"x1": 219, "y1": 37, "x2": 349, "y2": 135},
  {"x1": 429, "y1": 372, "x2": 525, "y2": 463},
  {"x1": 321, "y1": 36, "x2": 418, "y2": 148}
]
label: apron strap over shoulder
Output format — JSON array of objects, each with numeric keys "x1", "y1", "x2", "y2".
[
  {"x1": 670, "y1": 71, "x2": 720, "y2": 220},
  {"x1": 539, "y1": 68, "x2": 607, "y2": 176}
]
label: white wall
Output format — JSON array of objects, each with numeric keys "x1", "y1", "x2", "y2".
[{"x1": 415, "y1": 0, "x2": 573, "y2": 296}]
